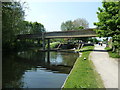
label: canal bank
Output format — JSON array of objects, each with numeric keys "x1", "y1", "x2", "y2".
[{"x1": 62, "y1": 46, "x2": 104, "y2": 88}]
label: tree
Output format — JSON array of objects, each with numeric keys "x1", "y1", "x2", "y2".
[
  {"x1": 2, "y1": 1, "x2": 46, "y2": 50},
  {"x1": 94, "y1": 1, "x2": 120, "y2": 53},
  {"x1": 61, "y1": 18, "x2": 89, "y2": 31},
  {"x1": 2, "y1": 1, "x2": 25, "y2": 50},
  {"x1": 61, "y1": 20, "x2": 74, "y2": 31},
  {"x1": 19, "y1": 21, "x2": 45, "y2": 34},
  {"x1": 31, "y1": 22, "x2": 45, "y2": 34},
  {"x1": 73, "y1": 18, "x2": 89, "y2": 29}
]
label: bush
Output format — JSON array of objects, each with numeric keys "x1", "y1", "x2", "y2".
[
  {"x1": 46, "y1": 42, "x2": 60, "y2": 49},
  {"x1": 105, "y1": 47, "x2": 120, "y2": 58}
]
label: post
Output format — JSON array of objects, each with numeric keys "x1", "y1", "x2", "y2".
[
  {"x1": 47, "y1": 39, "x2": 50, "y2": 64},
  {"x1": 42, "y1": 32, "x2": 45, "y2": 50},
  {"x1": 47, "y1": 51, "x2": 50, "y2": 64},
  {"x1": 47, "y1": 38, "x2": 50, "y2": 51}
]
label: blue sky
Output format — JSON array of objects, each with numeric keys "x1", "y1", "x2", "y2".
[{"x1": 24, "y1": 2, "x2": 102, "y2": 32}]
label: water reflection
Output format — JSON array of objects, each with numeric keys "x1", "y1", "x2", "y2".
[{"x1": 2, "y1": 50, "x2": 78, "y2": 88}]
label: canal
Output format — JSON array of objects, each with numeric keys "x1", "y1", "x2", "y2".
[{"x1": 2, "y1": 49, "x2": 78, "y2": 88}]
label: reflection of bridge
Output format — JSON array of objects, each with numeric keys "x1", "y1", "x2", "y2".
[
  {"x1": 17, "y1": 53, "x2": 73, "y2": 74},
  {"x1": 17, "y1": 28, "x2": 96, "y2": 50}
]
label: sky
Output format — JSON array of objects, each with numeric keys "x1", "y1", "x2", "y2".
[{"x1": 23, "y1": 1, "x2": 102, "y2": 32}]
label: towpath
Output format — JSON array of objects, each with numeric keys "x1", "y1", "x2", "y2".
[{"x1": 90, "y1": 44, "x2": 118, "y2": 88}]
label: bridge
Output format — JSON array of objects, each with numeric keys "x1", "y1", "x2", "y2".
[
  {"x1": 17, "y1": 28, "x2": 97, "y2": 50},
  {"x1": 17, "y1": 28, "x2": 96, "y2": 39}
]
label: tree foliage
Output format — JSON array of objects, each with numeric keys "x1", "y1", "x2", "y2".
[
  {"x1": 94, "y1": 1, "x2": 120, "y2": 53},
  {"x1": 73, "y1": 18, "x2": 89, "y2": 29},
  {"x1": 61, "y1": 18, "x2": 89, "y2": 31},
  {"x1": 2, "y1": 1, "x2": 25, "y2": 49},
  {"x1": 19, "y1": 21, "x2": 45, "y2": 34},
  {"x1": 61, "y1": 20, "x2": 74, "y2": 31},
  {"x1": 2, "y1": 1, "x2": 46, "y2": 50}
]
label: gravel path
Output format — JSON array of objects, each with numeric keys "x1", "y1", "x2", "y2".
[{"x1": 90, "y1": 44, "x2": 118, "y2": 88}]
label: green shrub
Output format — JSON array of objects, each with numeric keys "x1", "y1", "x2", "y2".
[
  {"x1": 46, "y1": 42, "x2": 60, "y2": 49},
  {"x1": 105, "y1": 47, "x2": 120, "y2": 58}
]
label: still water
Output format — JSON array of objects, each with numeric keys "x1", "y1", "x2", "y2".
[{"x1": 3, "y1": 50, "x2": 78, "y2": 88}]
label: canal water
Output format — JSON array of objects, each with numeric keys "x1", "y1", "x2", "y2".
[{"x1": 2, "y1": 49, "x2": 78, "y2": 88}]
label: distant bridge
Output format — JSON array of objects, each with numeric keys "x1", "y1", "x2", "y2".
[
  {"x1": 17, "y1": 28, "x2": 97, "y2": 50},
  {"x1": 17, "y1": 28, "x2": 96, "y2": 39}
]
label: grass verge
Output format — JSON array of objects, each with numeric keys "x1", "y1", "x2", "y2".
[
  {"x1": 63, "y1": 46, "x2": 104, "y2": 88},
  {"x1": 105, "y1": 47, "x2": 120, "y2": 58}
]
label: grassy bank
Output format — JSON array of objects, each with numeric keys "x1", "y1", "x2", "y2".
[
  {"x1": 105, "y1": 47, "x2": 120, "y2": 58},
  {"x1": 63, "y1": 46, "x2": 104, "y2": 88}
]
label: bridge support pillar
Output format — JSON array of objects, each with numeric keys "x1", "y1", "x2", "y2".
[
  {"x1": 47, "y1": 38, "x2": 50, "y2": 51},
  {"x1": 47, "y1": 51, "x2": 50, "y2": 64},
  {"x1": 42, "y1": 39, "x2": 45, "y2": 50},
  {"x1": 42, "y1": 32, "x2": 45, "y2": 50}
]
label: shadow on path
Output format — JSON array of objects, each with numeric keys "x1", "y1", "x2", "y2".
[
  {"x1": 93, "y1": 50, "x2": 107, "y2": 52},
  {"x1": 80, "y1": 49, "x2": 107, "y2": 52}
]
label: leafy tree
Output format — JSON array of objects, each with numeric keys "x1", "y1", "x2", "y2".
[
  {"x1": 18, "y1": 21, "x2": 31, "y2": 34},
  {"x1": 16, "y1": 21, "x2": 46, "y2": 48},
  {"x1": 61, "y1": 18, "x2": 89, "y2": 31},
  {"x1": 2, "y1": 1, "x2": 25, "y2": 50},
  {"x1": 19, "y1": 21, "x2": 45, "y2": 34},
  {"x1": 61, "y1": 18, "x2": 89, "y2": 42},
  {"x1": 73, "y1": 18, "x2": 89, "y2": 29},
  {"x1": 31, "y1": 22, "x2": 45, "y2": 34},
  {"x1": 2, "y1": 0, "x2": 46, "y2": 50},
  {"x1": 94, "y1": 1, "x2": 120, "y2": 53},
  {"x1": 61, "y1": 20, "x2": 74, "y2": 31}
]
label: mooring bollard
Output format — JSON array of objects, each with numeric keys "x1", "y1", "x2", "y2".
[{"x1": 84, "y1": 57, "x2": 86, "y2": 60}]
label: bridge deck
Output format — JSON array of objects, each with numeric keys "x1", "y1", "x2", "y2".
[{"x1": 17, "y1": 28, "x2": 96, "y2": 39}]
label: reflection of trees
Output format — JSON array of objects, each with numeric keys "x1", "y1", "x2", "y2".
[
  {"x1": 17, "y1": 50, "x2": 46, "y2": 66},
  {"x1": 3, "y1": 55, "x2": 26, "y2": 88},
  {"x1": 44, "y1": 52, "x2": 78, "y2": 74},
  {"x1": 2, "y1": 51, "x2": 46, "y2": 88},
  {"x1": 49, "y1": 52, "x2": 57, "y2": 60},
  {"x1": 48, "y1": 52, "x2": 63, "y2": 65},
  {"x1": 60, "y1": 52, "x2": 79, "y2": 66}
]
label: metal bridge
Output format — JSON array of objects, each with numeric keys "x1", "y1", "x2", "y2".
[
  {"x1": 17, "y1": 28, "x2": 97, "y2": 50},
  {"x1": 17, "y1": 28, "x2": 96, "y2": 39}
]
